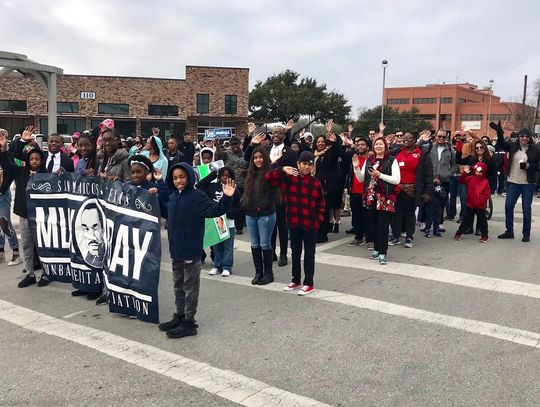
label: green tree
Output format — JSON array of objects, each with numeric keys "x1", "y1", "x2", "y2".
[
  {"x1": 351, "y1": 106, "x2": 433, "y2": 137},
  {"x1": 249, "y1": 70, "x2": 351, "y2": 126}
]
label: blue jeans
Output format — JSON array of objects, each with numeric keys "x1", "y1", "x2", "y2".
[
  {"x1": 0, "y1": 191, "x2": 19, "y2": 250},
  {"x1": 213, "y1": 228, "x2": 235, "y2": 272},
  {"x1": 447, "y1": 176, "x2": 466, "y2": 220},
  {"x1": 246, "y1": 213, "x2": 276, "y2": 250},
  {"x1": 505, "y1": 182, "x2": 534, "y2": 236}
]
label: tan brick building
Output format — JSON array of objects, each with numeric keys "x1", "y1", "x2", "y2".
[
  {"x1": 384, "y1": 83, "x2": 535, "y2": 137},
  {"x1": 0, "y1": 65, "x2": 249, "y2": 140}
]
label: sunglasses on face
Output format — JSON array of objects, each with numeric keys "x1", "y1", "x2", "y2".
[
  {"x1": 436, "y1": 135, "x2": 445, "y2": 139},
  {"x1": 519, "y1": 135, "x2": 530, "y2": 138},
  {"x1": 475, "y1": 146, "x2": 484, "y2": 150}
]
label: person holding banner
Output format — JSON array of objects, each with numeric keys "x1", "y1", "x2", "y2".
[
  {"x1": 75, "y1": 132, "x2": 99, "y2": 176},
  {"x1": 98, "y1": 128, "x2": 131, "y2": 182},
  {"x1": 242, "y1": 147, "x2": 279, "y2": 285},
  {"x1": 12, "y1": 147, "x2": 49, "y2": 288},
  {"x1": 158, "y1": 162, "x2": 236, "y2": 339}
]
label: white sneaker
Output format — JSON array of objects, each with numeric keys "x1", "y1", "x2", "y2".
[
  {"x1": 208, "y1": 268, "x2": 219, "y2": 276},
  {"x1": 8, "y1": 254, "x2": 23, "y2": 266},
  {"x1": 221, "y1": 270, "x2": 231, "y2": 277}
]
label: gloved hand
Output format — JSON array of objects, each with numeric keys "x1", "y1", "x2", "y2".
[{"x1": 489, "y1": 120, "x2": 504, "y2": 137}]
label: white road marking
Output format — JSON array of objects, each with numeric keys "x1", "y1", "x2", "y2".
[
  {"x1": 198, "y1": 274, "x2": 540, "y2": 350},
  {"x1": 315, "y1": 237, "x2": 352, "y2": 251},
  {"x1": 62, "y1": 310, "x2": 88, "y2": 319},
  {"x1": 0, "y1": 299, "x2": 330, "y2": 407},
  {"x1": 229, "y1": 240, "x2": 540, "y2": 300}
]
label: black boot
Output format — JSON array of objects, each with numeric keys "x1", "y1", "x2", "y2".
[
  {"x1": 258, "y1": 249, "x2": 274, "y2": 285},
  {"x1": 166, "y1": 319, "x2": 198, "y2": 338},
  {"x1": 158, "y1": 313, "x2": 184, "y2": 332},
  {"x1": 333, "y1": 223, "x2": 339, "y2": 233},
  {"x1": 251, "y1": 247, "x2": 263, "y2": 285}
]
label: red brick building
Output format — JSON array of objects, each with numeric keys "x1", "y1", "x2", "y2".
[
  {"x1": 0, "y1": 65, "x2": 249, "y2": 140},
  {"x1": 384, "y1": 83, "x2": 534, "y2": 137}
]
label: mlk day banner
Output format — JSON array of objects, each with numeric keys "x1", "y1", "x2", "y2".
[{"x1": 27, "y1": 173, "x2": 162, "y2": 323}]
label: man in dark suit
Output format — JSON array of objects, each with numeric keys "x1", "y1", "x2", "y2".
[
  {"x1": 244, "y1": 125, "x2": 298, "y2": 267},
  {"x1": 45, "y1": 133, "x2": 74, "y2": 173}
]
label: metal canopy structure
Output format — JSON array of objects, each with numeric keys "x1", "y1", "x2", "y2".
[{"x1": 0, "y1": 51, "x2": 63, "y2": 133}]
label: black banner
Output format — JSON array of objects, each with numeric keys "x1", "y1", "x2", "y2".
[{"x1": 27, "y1": 173, "x2": 162, "y2": 323}]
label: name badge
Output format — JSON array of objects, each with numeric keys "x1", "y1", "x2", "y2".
[{"x1": 399, "y1": 161, "x2": 405, "y2": 167}]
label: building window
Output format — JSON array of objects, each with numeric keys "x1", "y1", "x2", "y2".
[
  {"x1": 418, "y1": 114, "x2": 437, "y2": 121},
  {"x1": 196, "y1": 94, "x2": 210, "y2": 114},
  {"x1": 98, "y1": 103, "x2": 129, "y2": 115},
  {"x1": 224, "y1": 95, "x2": 237, "y2": 114},
  {"x1": 40, "y1": 117, "x2": 86, "y2": 135},
  {"x1": 460, "y1": 114, "x2": 483, "y2": 121},
  {"x1": 57, "y1": 102, "x2": 79, "y2": 113},
  {"x1": 0, "y1": 100, "x2": 27, "y2": 111},
  {"x1": 148, "y1": 104, "x2": 179, "y2": 117},
  {"x1": 197, "y1": 120, "x2": 236, "y2": 141},
  {"x1": 413, "y1": 98, "x2": 437, "y2": 104},
  {"x1": 387, "y1": 98, "x2": 409, "y2": 105},
  {"x1": 489, "y1": 114, "x2": 510, "y2": 121},
  {"x1": 440, "y1": 97, "x2": 453, "y2": 104}
]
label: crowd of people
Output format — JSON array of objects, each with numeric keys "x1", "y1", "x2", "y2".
[{"x1": 0, "y1": 116, "x2": 538, "y2": 339}]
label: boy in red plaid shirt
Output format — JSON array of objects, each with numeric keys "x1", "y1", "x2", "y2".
[{"x1": 264, "y1": 151, "x2": 325, "y2": 295}]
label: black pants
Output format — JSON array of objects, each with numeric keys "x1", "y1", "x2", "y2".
[
  {"x1": 234, "y1": 187, "x2": 245, "y2": 231},
  {"x1": 458, "y1": 207, "x2": 488, "y2": 237},
  {"x1": 350, "y1": 193, "x2": 372, "y2": 241},
  {"x1": 390, "y1": 191, "x2": 416, "y2": 239},
  {"x1": 425, "y1": 204, "x2": 441, "y2": 231},
  {"x1": 290, "y1": 228, "x2": 317, "y2": 286},
  {"x1": 271, "y1": 204, "x2": 288, "y2": 256},
  {"x1": 367, "y1": 210, "x2": 391, "y2": 255},
  {"x1": 317, "y1": 194, "x2": 331, "y2": 242}
]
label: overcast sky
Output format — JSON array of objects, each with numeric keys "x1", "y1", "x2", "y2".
[{"x1": 1, "y1": 0, "x2": 539, "y2": 117}]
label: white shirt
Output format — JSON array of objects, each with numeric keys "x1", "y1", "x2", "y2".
[
  {"x1": 46, "y1": 152, "x2": 61, "y2": 173},
  {"x1": 270, "y1": 143, "x2": 285, "y2": 162}
]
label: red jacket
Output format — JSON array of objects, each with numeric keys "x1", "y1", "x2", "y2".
[{"x1": 459, "y1": 162, "x2": 491, "y2": 209}]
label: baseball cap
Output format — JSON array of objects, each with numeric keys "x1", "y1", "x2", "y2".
[{"x1": 298, "y1": 151, "x2": 314, "y2": 164}]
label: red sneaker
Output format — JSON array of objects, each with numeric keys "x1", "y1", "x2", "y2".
[
  {"x1": 479, "y1": 236, "x2": 489, "y2": 243},
  {"x1": 298, "y1": 285, "x2": 315, "y2": 296},
  {"x1": 453, "y1": 232, "x2": 462, "y2": 241},
  {"x1": 283, "y1": 282, "x2": 302, "y2": 292}
]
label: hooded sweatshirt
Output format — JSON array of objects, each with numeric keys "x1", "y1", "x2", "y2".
[
  {"x1": 459, "y1": 162, "x2": 491, "y2": 209},
  {"x1": 164, "y1": 162, "x2": 232, "y2": 261},
  {"x1": 143, "y1": 136, "x2": 168, "y2": 179}
]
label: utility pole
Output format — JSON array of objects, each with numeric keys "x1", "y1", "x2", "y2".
[
  {"x1": 381, "y1": 60, "x2": 388, "y2": 125},
  {"x1": 521, "y1": 75, "x2": 527, "y2": 129}
]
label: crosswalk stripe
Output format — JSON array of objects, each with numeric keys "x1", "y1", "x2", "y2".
[
  {"x1": 197, "y1": 274, "x2": 540, "y2": 349},
  {"x1": 0, "y1": 299, "x2": 331, "y2": 407},
  {"x1": 228, "y1": 240, "x2": 540, "y2": 300}
]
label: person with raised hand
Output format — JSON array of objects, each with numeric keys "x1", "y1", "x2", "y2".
[
  {"x1": 353, "y1": 137, "x2": 401, "y2": 265},
  {"x1": 158, "y1": 162, "x2": 236, "y2": 338},
  {"x1": 265, "y1": 151, "x2": 325, "y2": 296},
  {"x1": 491, "y1": 121, "x2": 540, "y2": 242}
]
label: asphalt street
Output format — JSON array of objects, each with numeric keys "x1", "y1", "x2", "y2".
[{"x1": 1, "y1": 195, "x2": 539, "y2": 406}]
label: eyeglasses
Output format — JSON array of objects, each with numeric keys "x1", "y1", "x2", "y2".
[
  {"x1": 519, "y1": 134, "x2": 531, "y2": 138},
  {"x1": 475, "y1": 146, "x2": 484, "y2": 150},
  {"x1": 436, "y1": 135, "x2": 445, "y2": 139}
]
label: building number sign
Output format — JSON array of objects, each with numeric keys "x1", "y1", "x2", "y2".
[{"x1": 80, "y1": 91, "x2": 96, "y2": 100}]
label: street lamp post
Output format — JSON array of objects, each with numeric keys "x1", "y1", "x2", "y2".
[
  {"x1": 487, "y1": 79, "x2": 494, "y2": 136},
  {"x1": 381, "y1": 60, "x2": 388, "y2": 125}
]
